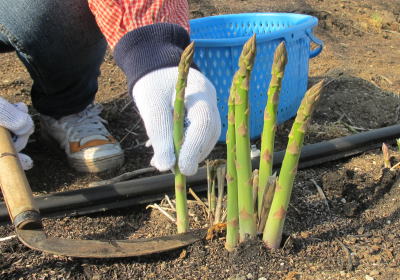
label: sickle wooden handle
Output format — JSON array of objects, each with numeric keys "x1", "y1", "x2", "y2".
[{"x1": 0, "y1": 126, "x2": 39, "y2": 227}]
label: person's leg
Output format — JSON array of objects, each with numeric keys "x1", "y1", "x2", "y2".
[
  {"x1": 0, "y1": 0, "x2": 106, "y2": 117},
  {"x1": 0, "y1": 0, "x2": 124, "y2": 173}
]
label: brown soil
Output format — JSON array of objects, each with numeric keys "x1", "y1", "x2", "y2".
[{"x1": 1, "y1": 0, "x2": 400, "y2": 279}]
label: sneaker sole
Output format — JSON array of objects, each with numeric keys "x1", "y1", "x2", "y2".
[
  {"x1": 41, "y1": 129, "x2": 125, "y2": 173},
  {"x1": 68, "y1": 152, "x2": 125, "y2": 173}
]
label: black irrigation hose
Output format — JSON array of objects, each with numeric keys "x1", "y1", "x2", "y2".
[{"x1": 1, "y1": 124, "x2": 400, "y2": 223}]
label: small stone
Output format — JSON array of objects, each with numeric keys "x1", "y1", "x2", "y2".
[
  {"x1": 373, "y1": 237, "x2": 382, "y2": 244},
  {"x1": 300, "y1": 232, "x2": 310, "y2": 238},
  {"x1": 179, "y1": 249, "x2": 187, "y2": 259},
  {"x1": 357, "y1": 227, "x2": 365, "y2": 235},
  {"x1": 387, "y1": 220, "x2": 391, "y2": 224},
  {"x1": 370, "y1": 271, "x2": 380, "y2": 276},
  {"x1": 348, "y1": 236, "x2": 357, "y2": 244},
  {"x1": 246, "y1": 273, "x2": 253, "y2": 279},
  {"x1": 365, "y1": 275, "x2": 374, "y2": 280},
  {"x1": 340, "y1": 271, "x2": 346, "y2": 276},
  {"x1": 258, "y1": 278, "x2": 267, "y2": 280},
  {"x1": 341, "y1": 198, "x2": 347, "y2": 203},
  {"x1": 228, "y1": 276, "x2": 246, "y2": 280},
  {"x1": 343, "y1": 201, "x2": 358, "y2": 217},
  {"x1": 371, "y1": 245, "x2": 380, "y2": 252},
  {"x1": 280, "y1": 262, "x2": 285, "y2": 266}
]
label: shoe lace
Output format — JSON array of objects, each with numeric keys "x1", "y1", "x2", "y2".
[{"x1": 59, "y1": 104, "x2": 109, "y2": 145}]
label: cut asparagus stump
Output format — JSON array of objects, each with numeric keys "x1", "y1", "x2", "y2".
[
  {"x1": 263, "y1": 80, "x2": 325, "y2": 248},
  {"x1": 258, "y1": 42, "x2": 287, "y2": 214},
  {"x1": 257, "y1": 173, "x2": 277, "y2": 233},
  {"x1": 382, "y1": 143, "x2": 391, "y2": 168},
  {"x1": 207, "y1": 160, "x2": 217, "y2": 224},
  {"x1": 214, "y1": 165, "x2": 226, "y2": 224},
  {"x1": 173, "y1": 42, "x2": 195, "y2": 233},
  {"x1": 234, "y1": 35, "x2": 257, "y2": 241},
  {"x1": 252, "y1": 169, "x2": 259, "y2": 215}
]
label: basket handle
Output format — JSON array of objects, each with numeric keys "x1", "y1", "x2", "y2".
[{"x1": 306, "y1": 30, "x2": 323, "y2": 58}]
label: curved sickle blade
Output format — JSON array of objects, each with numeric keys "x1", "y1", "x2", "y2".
[{"x1": 16, "y1": 228, "x2": 205, "y2": 258}]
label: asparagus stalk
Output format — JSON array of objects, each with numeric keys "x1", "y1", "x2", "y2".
[
  {"x1": 263, "y1": 80, "x2": 325, "y2": 248},
  {"x1": 258, "y1": 42, "x2": 288, "y2": 214},
  {"x1": 207, "y1": 160, "x2": 217, "y2": 224},
  {"x1": 225, "y1": 80, "x2": 239, "y2": 251},
  {"x1": 173, "y1": 42, "x2": 195, "y2": 233},
  {"x1": 234, "y1": 35, "x2": 257, "y2": 241},
  {"x1": 214, "y1": 164, "x2": 226, "y2": 224}
]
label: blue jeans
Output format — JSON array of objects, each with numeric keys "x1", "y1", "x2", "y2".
[{"x1": 0, "y1": 0, "x2": 107, "y2": 118}]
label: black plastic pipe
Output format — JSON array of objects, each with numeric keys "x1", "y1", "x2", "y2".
[{"x1": 1, "y1": 124, "x2": 400, "y2": 223}]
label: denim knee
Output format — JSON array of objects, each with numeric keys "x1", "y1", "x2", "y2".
[{"x1": 0, "y1": 0, "x2": 107, "y2": 117}]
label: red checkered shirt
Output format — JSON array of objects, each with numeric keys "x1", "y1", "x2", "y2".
[{"x1": 88, "y1": 0, "x2": 190, "y2": 49}]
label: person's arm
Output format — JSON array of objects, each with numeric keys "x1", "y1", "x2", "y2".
[
  {"x1": 88, "y1": 0, "x2": 191, "y2": 93},
  {"x1": 88, "y1": 0, "x2": 221, "y2": 176},
  {"x1": 88, "y1": 0, "x2": 190, "y2": 49}
]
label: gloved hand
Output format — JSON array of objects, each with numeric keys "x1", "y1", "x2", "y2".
[
  {"x1": 132, "y1": 67, "x2": 221, "y2": 176},
  {"x1": 0, "y1": 97, "x2": 34, "y2": 170}
]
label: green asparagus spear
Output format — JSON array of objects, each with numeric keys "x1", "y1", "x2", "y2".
[
  {"x1": 173, "y1": 42, "x2": 195, "y2": 233},
  {"x1": 258, "y1": 42, "x2": 287, "y2": 214},
  {"x1": 234, "y1": 35, "x2": 257, "y2": 241},
  {"x1": 225, "y1": 79, "x2": 240, "y2": 251},
  {"x1": 263, "y1": 80, "x2": 325, "y2": 248}
]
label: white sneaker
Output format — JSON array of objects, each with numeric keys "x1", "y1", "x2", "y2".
[{"x1": 40, "y1": 104, "x2": 124, "y2": 173}]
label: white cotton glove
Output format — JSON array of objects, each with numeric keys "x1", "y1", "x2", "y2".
[
  {"x1": 132, "y1": 67, "x2": 221, "y2": 176},
  {"x1": 0, "y1": 97, "x2": 34, "y2": 170}
]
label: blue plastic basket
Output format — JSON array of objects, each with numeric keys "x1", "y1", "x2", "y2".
[{"x1": 189, "y1": 13, "x2": 323, "y2": 142}]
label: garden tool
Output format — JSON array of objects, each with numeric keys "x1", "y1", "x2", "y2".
[{"x1": 0, "y1": 126, "x2": 204, "y2": 258}]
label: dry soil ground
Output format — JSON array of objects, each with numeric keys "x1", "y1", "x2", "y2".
[{"x1": 1, "y1": 0, "x2": 400, "y2": 279}]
